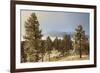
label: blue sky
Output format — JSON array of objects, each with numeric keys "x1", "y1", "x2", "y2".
[{"x1": 21, "y1": 10, "x2": 90, "y2": 39}]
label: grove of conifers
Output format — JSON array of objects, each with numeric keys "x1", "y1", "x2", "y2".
[{"x1": 21, "y1": 13, "x2": 89, "y2": 62}]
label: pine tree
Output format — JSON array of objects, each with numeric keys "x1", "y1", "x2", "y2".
[
  {"x1": 21, "y1": 41, "x2": 27, "y2": 62},
  {"x1": 62, "y1": 34, "x2": 72, "y2": 56},
  {"x1": 57, "y1": 39, "x2": 62, "y2": 52},
  {"x1": 57, "y1": 39, "x2": 64, "y2": 57},
  {"x1": 46, "y1": 36, "x2": 52, "y2": 61},
  {"x1": 40, "y1": 40, "x2": 46, "y2": 62},
  {"x1": 53, "y1": 37, "x2": 59, "y2": 50},
  {"x1": 73, "y1": 25, "x2": 86, "y2": 58},
  {"x1": 23, "y1": 13, "x2": 42, "y2": 62}
]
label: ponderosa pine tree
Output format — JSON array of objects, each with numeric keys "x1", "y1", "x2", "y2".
[
  {"x1": 57, "y1": 39, "x2": 64, "y2": 57},
  {"x1": 23, "y1": 13, "x2": 42, "y2": 62},
  {"x1": 73, "y1": 25, "x2": 86, "y2": 58},
  {"x1": 46, "y1": 36, "x2": 52, "y2": 61},
  {"x1": 53, "y1": 37, "x2": 59, "y2": 50},
  {"x1": 61, "y1": 35, "x2": 67, "y2": 56},
  {"x1": 40, "y1": 40, "x2": 46, "y2": 62}
]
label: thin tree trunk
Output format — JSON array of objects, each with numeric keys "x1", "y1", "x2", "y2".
[
  {"x1": 48, "y1": 53, "x2": 50, "y2": 61},
  {"x1": 79, "y1": 48, "x2": 82, "y2": 58},
  {"x1": 80, "y1": 39, "x2": 82, "y2": 58},
  {"x1": 42, "y1": 53, "x2": 44, "y2": 62}
]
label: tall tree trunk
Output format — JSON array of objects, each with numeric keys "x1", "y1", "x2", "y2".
[
  {"x1": 80, "y1": 39, "x2": 82, "y2": 58},
  {"x1": 35, "y1": 52, "x2": 39, "y2": 62},
  {"x1": 48, "y1": 53, "x2": 50, "y2": 61},
  {"x1": 42, "y1": 53, "x2": 44, "y2": 62}
]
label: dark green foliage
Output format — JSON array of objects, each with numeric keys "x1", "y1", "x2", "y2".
[
  {"x1": 59, "y1": 35, "x2": 72, "y2": 56},
  {"x1": 46, "y1": 36, "x2": 52, "y2": 61},
  {"x1": 21, "y1": 13, "x2": 89, "y2": 62},
  {"x1": 73, "y1": 25, "x2": 89, "y2": 58},
  {"x1": 39, "y1": 40, "x2": 46, "y2": 62},
  {"x1": 53, "y1": 37, "x2": 59, "y2": 50},
  {"x1": 21, "y1": 41, "x2": 27, "y2": 62},
  {"x1": 22, "y1": 13, "x2": 42, "y2": 62}
]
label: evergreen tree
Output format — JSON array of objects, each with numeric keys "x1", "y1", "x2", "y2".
[
  {"x1": 73, "y1": 25, "x2": 86, "y2": 58},
  {"x1": 40, "y1": 40, "x2": 46, "y2": 62},
  {"x1": 53, "y1": 37, "x2": 59, "y2": 50},
  {"x1": 46, "y1": 36, "x2": 52, "y2": 61},
  {"x1": 62, "y1": 34, "x2": 72, "y2": 56},
  {"x1": 57, "y1": 39, "x2": 64, "y2": 57},
  {"x1": 23, "y1": 13, "x2": 42, "y2": 62},
  {"x1": 21, "y1": 41, "x2": 27, "y2": 62},
  {"x1": 57, "y1": 39, "x2": 62, "y2": 52}
]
